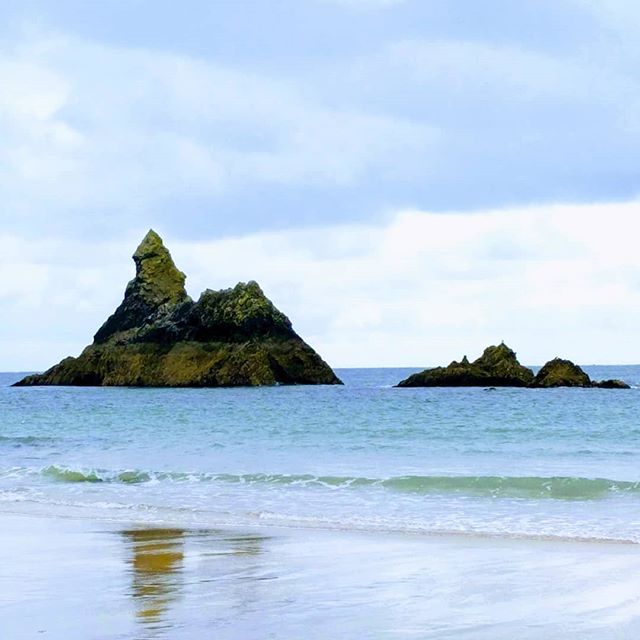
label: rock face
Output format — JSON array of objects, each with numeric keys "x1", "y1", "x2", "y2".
[
  {"x1": 396, "y1": 343, "x2": 535, "y2": 387},
  {"x1": 14, "y1": 230, "x2": 342, "y2": 387},
  {"x1": 93, "y1": 229, "x2": 191, "y2": 344},
  {"x1": 532, "y1": 358, "x2": 591, "y2": 388}
]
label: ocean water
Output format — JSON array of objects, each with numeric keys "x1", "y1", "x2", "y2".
[
  {"x1": 2, "y1": 366, "x2": 640, "y2": 542},
  {"x1": 3, "y1": 367, "x2": 640, "y2": 638}
]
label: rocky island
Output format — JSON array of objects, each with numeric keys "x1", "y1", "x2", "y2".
[
  {"x1": 532, "y1": 358, "x2": 630, "y2": 389},
  {"x1": 532, "y1": 358, "x2": 591, "y2": 388},
  {"x1": 396, "y1": 343, "x2": 534, "y2": 387},
  {"x1": 396, "y1": 343, "x2": 630, "y2": 389},
  {"x1": 14, "y1": 230, "x2": 342, "y2": 387}
]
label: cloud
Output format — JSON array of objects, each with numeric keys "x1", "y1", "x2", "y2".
[
  {"x1": 0, "y1": 29, "x2": 435, "y2": 238},
  {"x1": 3, "y1": 2, "x2": 640, "y2": 247},
  {"x1": 174, "y1": 202, "x2": 640, "y2": 368},
  {"x1": 4, "y1": 6, "x2": 640, "y2": 243},
  {"x1": 4, "y1": 201, "x2": 640, "y2": 371}
]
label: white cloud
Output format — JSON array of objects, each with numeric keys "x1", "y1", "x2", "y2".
[
  {"x1": 2, "y1": 14, "x2": 640, "y2": 245},
  {"x1": 4, "y1": 201, "x2": 640, "y2": 371},
  {"x1": 0, "y1": 29, "x2": 434, "y2": 232},
  {"x1": 176, "y1": 203, "x2": 640, "y2": 368}
]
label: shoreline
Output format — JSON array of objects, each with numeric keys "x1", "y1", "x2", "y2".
[
  {"x1": 1, "y1": 501, "x2": 637, "y2": 548},
  {"x1": 4, "y1": 512, "x2": 640, "y2": 639}
]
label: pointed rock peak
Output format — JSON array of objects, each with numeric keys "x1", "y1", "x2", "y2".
[
  {"x1": 92, "y1": 231, "x2": 190, "y2": 343},
  {"x1": 476, "y1": 343, "x2": 518, "y2": 366},
  {"x1": 128, "y1": 229, "x2": 188, "y2": 306},
  {"x1": 134, "y1": 229, "x2": 166, "y2": 260}
]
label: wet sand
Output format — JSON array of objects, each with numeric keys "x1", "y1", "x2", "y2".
[{"x1": 3, "y1": 513, "x2": 640, "y2": 639}]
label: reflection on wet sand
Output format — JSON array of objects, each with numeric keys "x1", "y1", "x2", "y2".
[
  {"x1": 122, "y1": 527, "x2": 269, "y2": 635},
  {"x1": 122, "y1": 528, "x2": 185, "y2": 631}
]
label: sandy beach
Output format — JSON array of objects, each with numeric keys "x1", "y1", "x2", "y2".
[{"x1": 3, "y1": 512, "x2": 640, "y2": 639}]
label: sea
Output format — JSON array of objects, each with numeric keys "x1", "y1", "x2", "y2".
[{"x1": 3, "y1": 366, "x2": 640, "y2": 639}]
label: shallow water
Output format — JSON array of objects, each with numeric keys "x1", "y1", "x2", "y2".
[{"x1": 3, "y1": 367, "x2": 640, "y2": 637}]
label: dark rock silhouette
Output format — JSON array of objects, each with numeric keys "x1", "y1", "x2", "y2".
[
  {"x1": 14, "y1": 230, "x2": 342, "y2": 387},
  {"x1": 593, "y1": 379, "x2": 630, "y2": 389}
]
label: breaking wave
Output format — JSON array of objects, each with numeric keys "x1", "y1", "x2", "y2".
[{"x1": 34, "y1": 466, "x2": 640, "y2": 499}]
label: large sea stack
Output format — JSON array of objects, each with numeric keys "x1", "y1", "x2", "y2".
[{"x1": 14, "y1": 230, "x2": 342, "y2": 387}]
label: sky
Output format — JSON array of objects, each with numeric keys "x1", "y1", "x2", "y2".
[{"x1": 2, "y1": 0, "x2": 640, "y2": 370}]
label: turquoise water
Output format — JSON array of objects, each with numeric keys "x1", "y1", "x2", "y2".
[{"x1": 2, "y1": 366, "x2": 640, "y2": 542}]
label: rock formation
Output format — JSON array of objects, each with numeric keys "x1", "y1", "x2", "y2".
[
  {"x1": 14, "y1": 230, "x2": 342, "y2": 387},
  {"x1": 532, "y1": 358, "x2": 591, "y2": 388},
  {"x1": 592, "y1": 379, "x2": 630, "y2": 389},
  {"x1": 534, "y1": 358, "x2": 630, "y2": 389},
  {"x1": 396, "y1": 343, "x2": 535, "y2": 387},
  {"x1": 397, "y1": 346, "x2": 631, "y2": 389}
]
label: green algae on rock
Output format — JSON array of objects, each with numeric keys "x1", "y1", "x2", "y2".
[
  {"x1": 396, "y1": 343, "x2": 535, "y2": 388},
  {"x1": 397, "y1": 346, "x2": 631, "y2": 389},
  {"x1": 14, "y1": 230, "x2": 342, "y2": 387},
  {"x1": 532, "y1": 358, "x2": 591, "y2": 388},
  {"x1": 533, "y1": 359, "x2": 631, "y2": 389},
  {"x1": 93, "y1": 229, "x2": 191, "y2": 344}
]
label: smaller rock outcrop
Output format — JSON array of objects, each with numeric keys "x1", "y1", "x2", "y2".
[
  {"x1": 533, "y1": 359, "x2": 631, "y2": 389},
  {"x1": 397, "y1": 347, "x2": 632, "y2": 389},
  {"x1": 592, "y1": 379, "x2": 631, "y2": 389},
  {"x1": 533, "y1": 358, "x2": 591, "y2": 388},
  {"x1": 396, "y1": 343, "x2": 534, "y2": 387}
]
